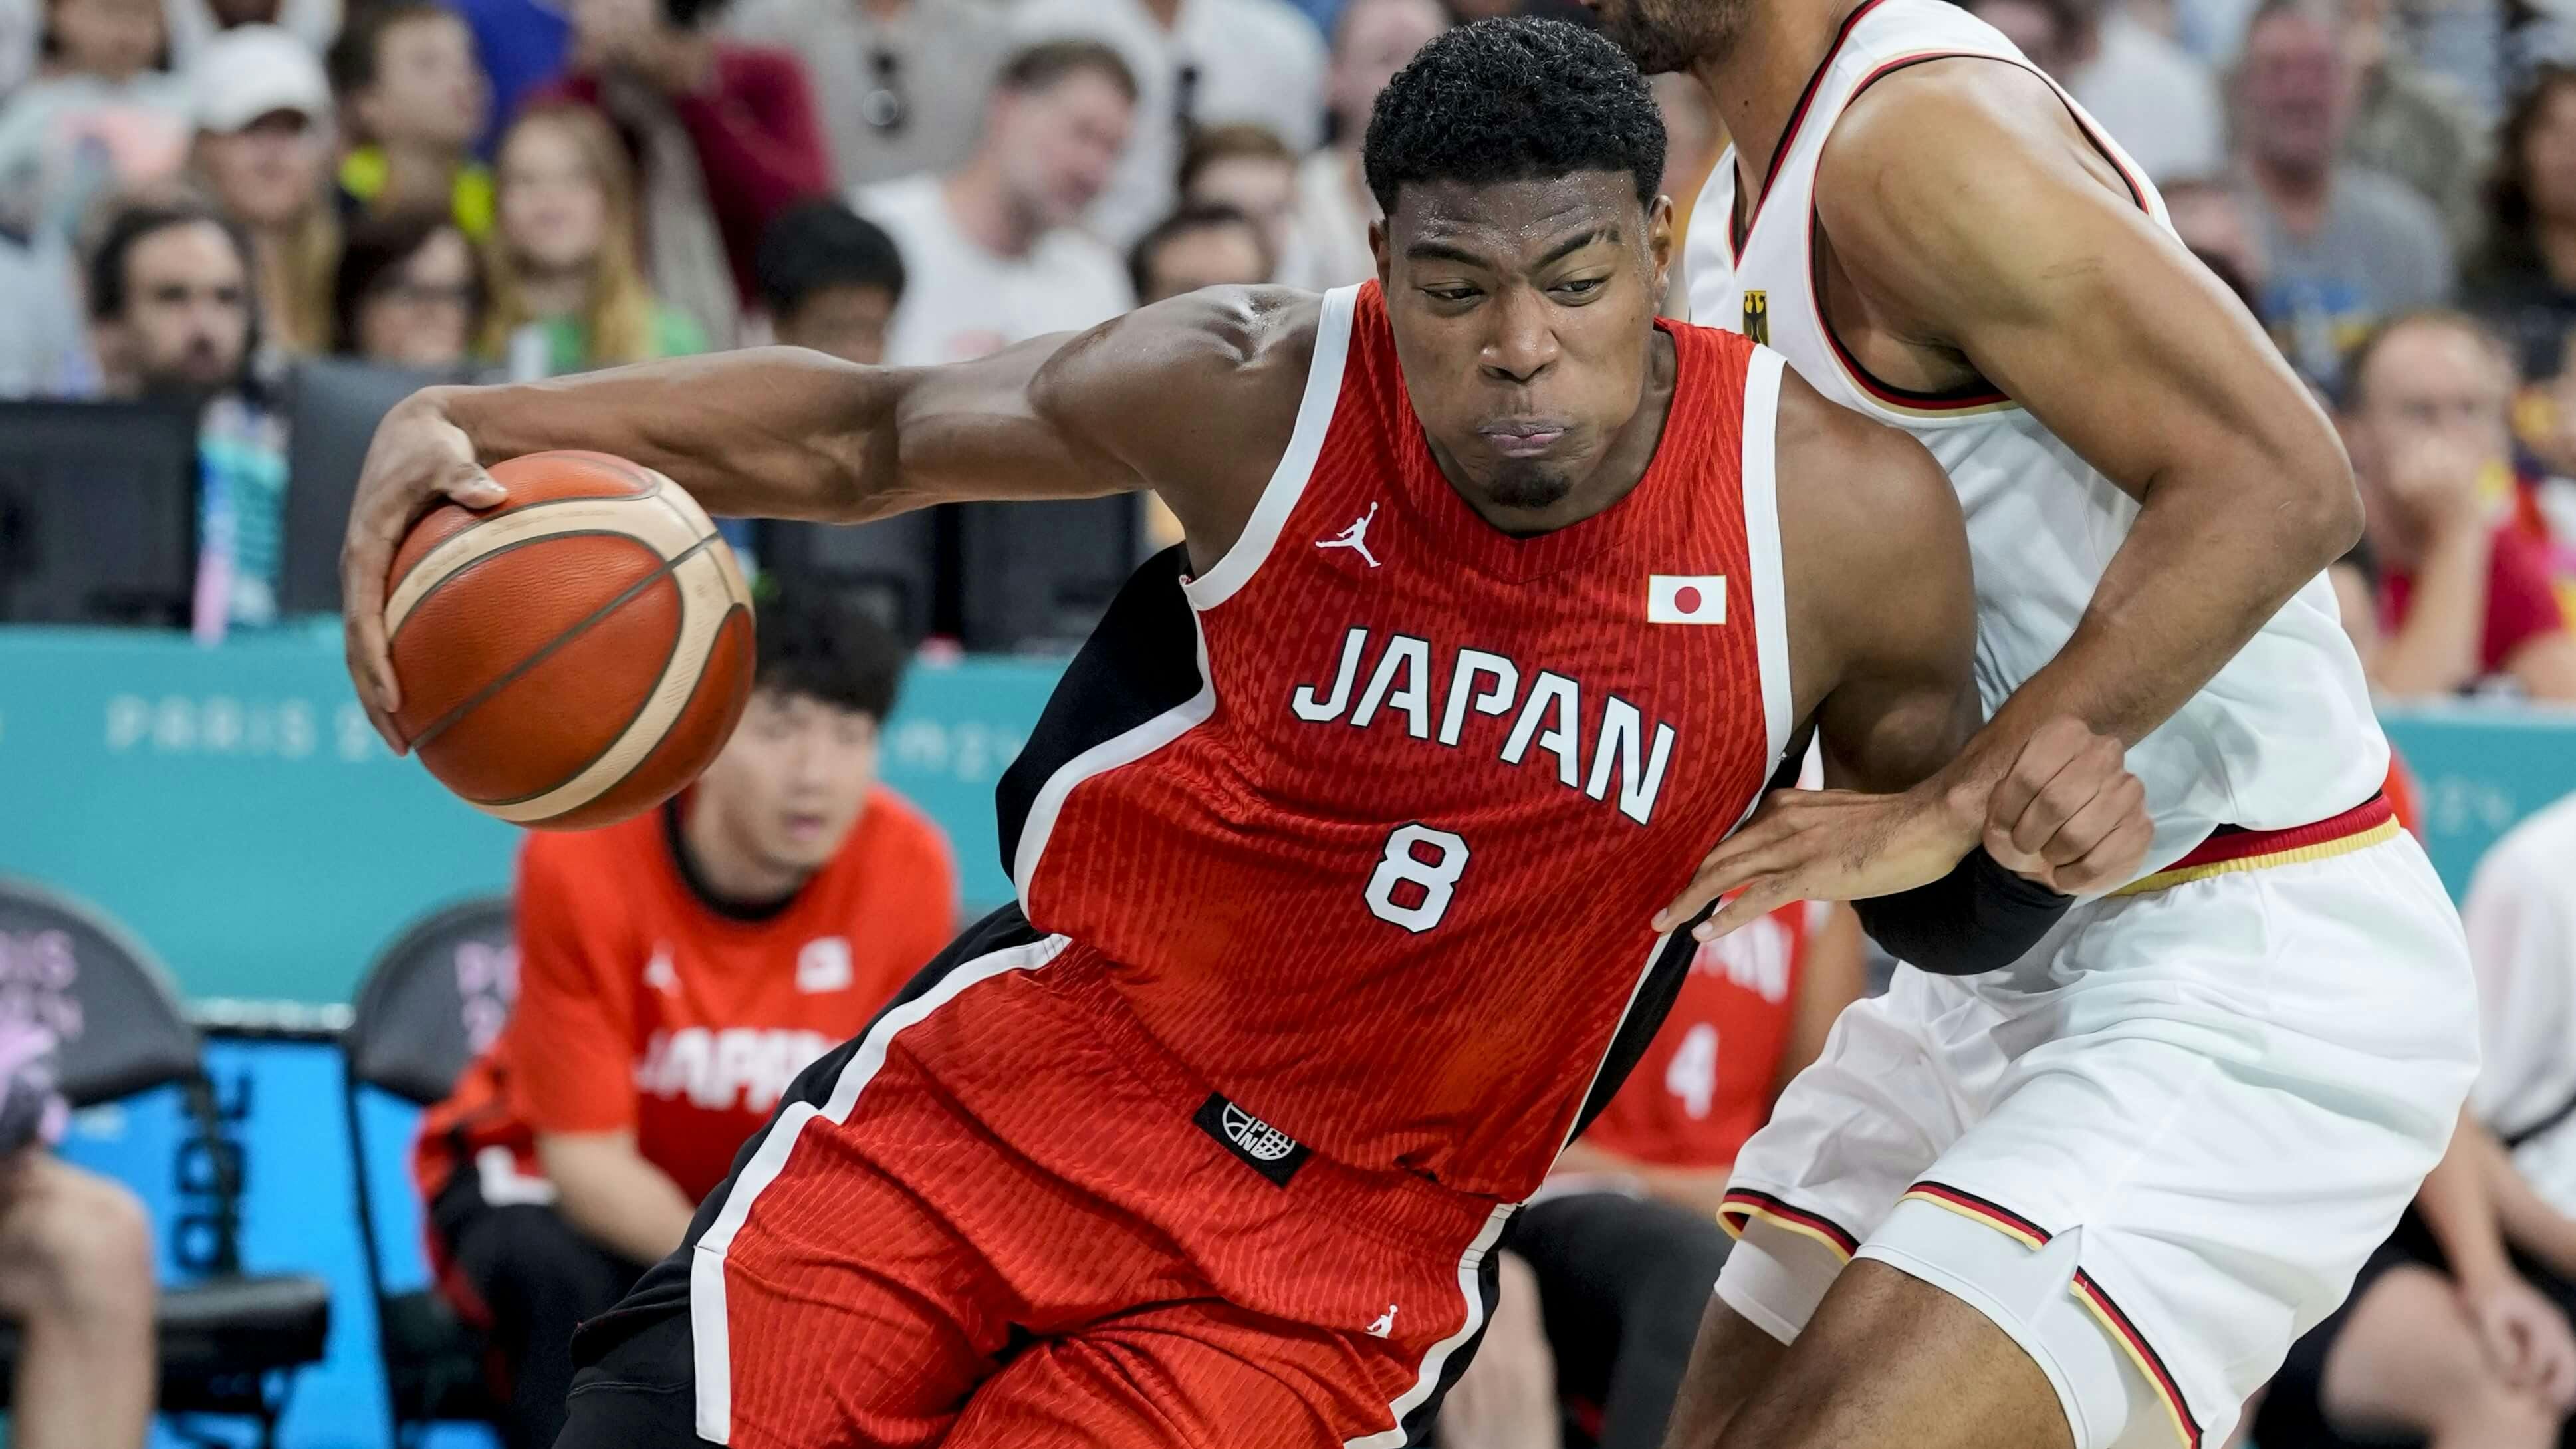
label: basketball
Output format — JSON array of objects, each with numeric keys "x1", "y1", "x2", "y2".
[{"x1": 382, "y1": 450, "x2": 755, "y2": 831}]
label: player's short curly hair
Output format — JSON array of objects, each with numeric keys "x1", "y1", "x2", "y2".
[{"x1": 1362, "y1": 17, "x2": 1666, "y2": 221}]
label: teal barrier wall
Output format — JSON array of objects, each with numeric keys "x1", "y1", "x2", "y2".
[
  {"x1": 0, "y1": 626, "x2": 1059, "y2": 1003},
  {"x1": 4, "y1": 624, "x2": 2573, "y2": 1003}
]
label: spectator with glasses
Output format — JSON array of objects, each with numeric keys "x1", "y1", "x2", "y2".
[
  {"x1": 1010, "y1": 0, "x2": 1325, "y2": 247},
  {"x1": 725, "y1": 0, "x2": 1012, "y2": 192},
  {"x1": 332, "y1": 209, "x2": 483, "y2": 367}
]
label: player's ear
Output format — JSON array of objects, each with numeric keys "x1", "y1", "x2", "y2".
[
  {"x1": 1369, "y1": 217, "x2": 1389, "y2": 291},
  {"x1": 1645, "y1": 194, "x2": 1676, "y2": 297}
]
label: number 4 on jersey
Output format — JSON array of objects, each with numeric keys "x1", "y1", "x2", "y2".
[{"x1": 1365, "y1": 825, "x2": 1469, "y2": 933}]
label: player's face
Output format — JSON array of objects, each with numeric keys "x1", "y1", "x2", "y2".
[
  {"x1": 1580, "y1": 0, "x2": 1750, "y2": 76},
  {"x1": 698, "y1": 690, "x2": 881, "y2": 875},
  {"x1": 1376, "y1": 172, "x2": 1673, "y2": 516}
]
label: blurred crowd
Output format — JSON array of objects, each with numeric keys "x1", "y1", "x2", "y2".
[{"x1": 3, "y1": 0, "x2": 2573, "y2": 698}]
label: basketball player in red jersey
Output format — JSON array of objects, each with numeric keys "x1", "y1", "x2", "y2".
[{"x1": 338, "y1": 21, "x2": 2151, "y2": 1448}]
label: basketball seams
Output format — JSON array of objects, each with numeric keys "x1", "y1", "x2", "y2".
[
  {"x1": 385, "y1": 492, "x2": 708, "y2": 634},
  {"x1": 482, "y1": 547, "x2": 738, "y2": 823}
]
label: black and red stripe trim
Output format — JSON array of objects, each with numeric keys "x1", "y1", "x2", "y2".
[
  {"x1": 2072, "y1": 1268, "x2": 2205, "y2": 1449},
  {"x1": 1728, "y1": 0, "x2": 1891, "y2": 263},
  {"x1": 1721, "y1": 1188, "x2": 1862, "y2": 1256},
  {"x1": 1906, "y1": 1180, "x2": 2053, "y2": 1244}
]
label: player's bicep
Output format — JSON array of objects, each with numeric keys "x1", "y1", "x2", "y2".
[{"x1": 1819, "y1": 66, "x2": 2332, "y2": 505}]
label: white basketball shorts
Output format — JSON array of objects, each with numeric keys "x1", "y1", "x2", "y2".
[{"x1": 1713, "y1": 827, "x2": 2480, "y2": 1449}]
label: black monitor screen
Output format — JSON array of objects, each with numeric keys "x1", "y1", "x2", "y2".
[
  {"x1": 279, "y1": 358, "x2": 467, "y2": 618},
  {"x1": 0, "y1": 400, "x2": 199, "y2": 626}
]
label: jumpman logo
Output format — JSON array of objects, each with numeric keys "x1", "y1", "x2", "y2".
[
  {"x1": 1317, "y1": 503, "x2": 1381, "y2": 568},
  {"x1": 1367, "y1": 1304, "x2": 1399, "y2": 1339}
]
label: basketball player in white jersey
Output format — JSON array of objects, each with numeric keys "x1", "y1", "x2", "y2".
[{"x1": 1582, "y1": 3, "x2": 2485, "y2": 1448}]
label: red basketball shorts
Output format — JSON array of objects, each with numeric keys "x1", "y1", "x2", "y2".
[{"x1": 558, "y1": 906, "x2": 1512, "y2": 1449}]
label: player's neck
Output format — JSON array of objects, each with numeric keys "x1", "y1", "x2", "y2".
[{"x1": 1689, "y1": 0, "x2": 1867, "y2": 207}]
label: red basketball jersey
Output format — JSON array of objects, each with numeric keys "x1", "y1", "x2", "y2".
[
  {"x1": 1581, "y1": 899, "x2": 1825, "y2": 1168},
  {"x1": 998, "y1": 283, "x2": 1793, "y2": 1200}
]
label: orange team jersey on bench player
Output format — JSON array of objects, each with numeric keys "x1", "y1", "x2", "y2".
[{"x1": 413, "y1": 788, "x2": 958, "y2": 1226}]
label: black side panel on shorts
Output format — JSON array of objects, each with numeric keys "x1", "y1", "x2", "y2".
[
  {"x1": 994, "y1": 545, "x2": 1202, "y2": 885},
  {"x1": 1568, "y1": 909, "x2": 1716, "y2": 1143},
  {"x1": 1397, "y1": 1228, "x2": 1507, "y2": 1448},
  {"x1": 567, "y1": 904, "x2": 1050, "y2": 1372}
]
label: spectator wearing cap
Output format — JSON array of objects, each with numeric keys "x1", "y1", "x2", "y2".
[
  {"x1": 187, "y1": 23, "x2": 335, "y2": 354},
  {"x1": 2341, "y1": 309, "x2": 2576, "y2": 702},
  {"x1": 724, "y1": 0, "x2": 1012, "y2": 193},
  {"x1": 533, "y1": 0, "x2": 830, "y2": 348},
  {"x1": 1128, "y1": 203, "x2": 1267, "y2": 305},
  {"x1": 328, "y1": 0, "x2": 495, "y2": 239},
  {"x1": 0, "y1": 0, "x2": 189, "y2": 236},
  {"x1": 852, "y1": 39, "x2": 1133, "y2": 366},
  {"x1": 753, "y1": 198, "x2": 903, "y2": 366},
  {"x1": 2233, "y1": 0, "x2": 2451, "y2": 389},
  {"x1": 333, "y1": 208, "x2": 481, "y2": 366},
  {"x1": 1010, "y1": 0, "x2": 1325, "y2": 248},
  {"x1": 1288, "y1": 0, "x2": 1442, "y2": 290}
]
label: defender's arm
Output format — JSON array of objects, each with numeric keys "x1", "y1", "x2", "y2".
[{"x1": 1816, "y1": 62, "x2": 2359, "y2": 829}]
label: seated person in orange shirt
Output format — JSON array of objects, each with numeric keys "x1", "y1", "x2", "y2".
[
  {"x1": 1438, "y1": 896, "x2": 1867, "y2": 1449},
  {"x1": 411, "y1": 589, "x2": 957, "y2": 1449}
]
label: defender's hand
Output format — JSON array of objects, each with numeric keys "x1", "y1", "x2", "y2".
[
  {"x1": 1978, "y1": 717, "x2": 2152, "y2": 896},
  {"x1": 2465, "y1": 1273, "x2": 2576, "y2": 1408},
  {"x1": 1653, "y1": 784, "x2": 1980, "y2": 942},
  {"x1": 340, "y1": 391, "x2": 505, "y2": 753}
]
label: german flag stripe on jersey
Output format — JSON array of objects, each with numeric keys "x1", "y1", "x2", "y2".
[
  {"x1": 2072, "y1": 1269, "x2": 2204, "y2": 1449},
  {"x1": 1897, "y1": 1180, "x2": 2052, "y2": 1251},
  {"x1": 2115, "y1": 793, "x2": 2397, "y2": 897},
  {"x1": 1897, "y1": 1181, "x2": 2201, "y2": 1449},
  {"x1": 1717, "y1": 1188, "x2": 1859, "y2": 1263}
]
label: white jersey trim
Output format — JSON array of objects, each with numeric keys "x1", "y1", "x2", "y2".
[
  {"x1": 1010, "y1": 621, "x2": 1219, "y2": 911},
  {"x1": 689, "y1": 930, "x2": 1075, "y2": 1444},
  {"x1": 1183, "y1": 283, "x2": 1361, "y2": 611},
  {"x1": 1343, "y1": 1201, "x2": 1518, "y2": 1449},
  {"x1": 1740, "y1": 346, "x2": 1794, "y2": 771}
]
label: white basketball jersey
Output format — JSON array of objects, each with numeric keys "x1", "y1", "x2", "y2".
[{"x1": 1687, "y1": 0, "x2": 2385, "y2": 880}]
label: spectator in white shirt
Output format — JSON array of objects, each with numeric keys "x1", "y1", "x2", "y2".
[
  {"x1": 850, "y1": 39, "x2": 1134, "y2": 366},
  {"x1": 2470, "y1": 793, "x2": 2576, "y2": 1202},
  {"x1": 725, "y1": 0, "x2": 1013, "y2": 192},
  {"x1": 1285, "y1": 0, "x2": 1443, "y2": 290},
  {"x1": 1010, "y1": 0, "x2": 1324, "y2": 247}
]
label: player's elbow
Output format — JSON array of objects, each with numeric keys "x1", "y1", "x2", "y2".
[{"x1": 2280, "y1": 450, "x2": 2367, "y2": 571}]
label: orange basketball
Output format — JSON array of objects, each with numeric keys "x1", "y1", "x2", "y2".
[{"x1": 383, "y1": 450, "x2": 755, "y2": 830}]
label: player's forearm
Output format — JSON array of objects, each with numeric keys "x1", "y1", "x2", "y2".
[
  {"x1": 540, "y1": 1136, "x2": 701, "y2": 1265},
  {"x1": 1932, "y1": 456, "x2": 2359, "y2": 813},
  {"x1": 433, "y1": 348, "x2": 893, "y2": 523},
  {"x1": 2371, "y1": 525, "x2": 2493, "y2": 698}
]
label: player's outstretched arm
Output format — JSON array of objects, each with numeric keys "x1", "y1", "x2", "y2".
[
  {"x1": 340, "y1": 287, "x2": 1313, "y2": 741},
  {"x1": 1656, "y1": 374, "x2": 2149, "y2": 960},
  {"x1": 1815, "y1": 61, "x2": 2361, "y2": 826}
]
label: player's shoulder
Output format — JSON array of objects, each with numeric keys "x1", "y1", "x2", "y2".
[
  {"x1": 851, "y1": 785, "x2": 955, "y2": 870},
  {"x1": 1818, "y1": 53, "x2": 2091, "y2": 223},
  {"x1": 2474, "y1": 794, "x2": 2576, "y2": 903},
  {"x1": 1769, "y1": 356, "x2": 1950, "y2": 525},
  {"x1": 1029, "y1": 285, "x2": 1321, "y2": 450}
]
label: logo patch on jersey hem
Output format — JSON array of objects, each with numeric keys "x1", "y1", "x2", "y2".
[
  {"x1": 1647, "y1": 575, "x2": 1728, "y2": 625},
  {"x1": 1193, "y1": 1093, "x2": 1310, "y2": 1187}
]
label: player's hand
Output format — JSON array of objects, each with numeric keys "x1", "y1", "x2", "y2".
[
  {"x1": 2380, "y1": 432, "x2": 2498, "y2": 539},
  {"x1": 340, "y1": 390, "x2": 506, "y2": 753},
  {"x1": 1653, "y1": 783, "x2": 1980, "y2": 942},
  {"x1": 1976, "y1": 717, "x2": 2153, "y2": 896},
  {"x1": 2464, "y1": 1273, "x2": 2576, "y2": 1408}
]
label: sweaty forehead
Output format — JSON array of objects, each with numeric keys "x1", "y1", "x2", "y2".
[{"x1": 1388, "y1": 173, "x2": 1639, "y2": 266}]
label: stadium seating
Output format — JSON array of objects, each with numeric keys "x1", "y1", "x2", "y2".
[
  {"x1": 0, "y1": 878, "x2": 332, "y2": 1449},
  {"x1": 340, "y1": 897, "x2": 515, "y2": 1444}
]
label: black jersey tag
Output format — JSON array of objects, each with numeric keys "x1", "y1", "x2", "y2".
[{"x1": 1193, "y1": 1093, "x2": 1310, "y2": 1188}]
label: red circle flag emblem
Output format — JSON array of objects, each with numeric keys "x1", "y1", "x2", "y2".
[{"x1": 1647, "y1": 574, "x2": 1730, "y2": 625}]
